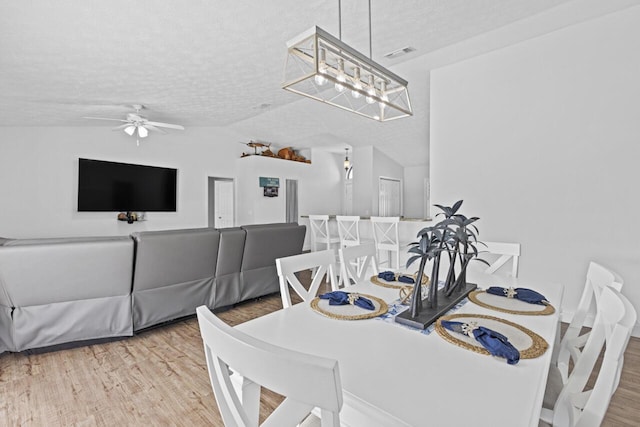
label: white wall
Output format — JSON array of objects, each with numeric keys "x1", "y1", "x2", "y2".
[
  {"x1": 351, "y1": 146, "x2": 405, "y2": 217},
  {"x1": 404, "y1": 165, "x2": 429, "y2": 219},
  {"x1": 236, "y1": 148, "x2": 343, "y2": 225},
  {"x1": 372, "y1": 147, "x2": 405, "y2": 217},
  {"x1": 431, "y1": 7, "x2": 640, "y2": 333},
  {"x1": 0, "y1": 126, "x2": 242, "y2": 237}
]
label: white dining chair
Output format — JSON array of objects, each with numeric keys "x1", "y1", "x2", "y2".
[
  {"x1": 308, "y1": 215, "x2": 341, "y2": 282},
  {"x1": 370, "y1": 216, "x2": 401, "y2": 270},
  {"x1": 479, "y1": 241, "x2": 521, "y2": 277},
  {"x1": 336, "y1": 216, "x2": 373, "y2": 283},
  {"x1": 551, "y1": 261, "x2": 623, "y2": 384},
  {"x1": 308, "y1": 215, "x2": 341, "y2": 252},
  {"x1": 276, "y1": 250, "x2": 338, "y2": 309},
  {"x1": 540, "y1": 286, "x2": 636, "y2": 427},
  {"x1": 338, "y1": 243, "x2": 379, "y2": 287},
  {"x1": 196, "y1": 306, "x2": 343, "y2": 427},
  {"x1": 335, "y1": 216, "x2": 364, "y2": 248}
]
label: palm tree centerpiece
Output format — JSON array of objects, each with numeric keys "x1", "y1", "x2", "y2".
[{"x1": 400, "y1": 200, "x2": 487, "y2": 327}]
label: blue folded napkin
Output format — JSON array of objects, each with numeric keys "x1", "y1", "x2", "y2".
[
  {"x1": 378, "y1": 271, "x2": 415, "y2": 284},
  {"x1": 440, "y1": 320, "x2": 520, "y2": 365},
  {"x1": 397, "y1": 275, "x2": 415, "y2": 284},
  {"x1": 486, "y1": 286, "x2": 548, "y2": 305},
  {"x1": 319, "y1": 291, "x2": 375, "y2": 310},
  {"x1": 378, "y1": 271, "x2": 396, "y2": 282}
]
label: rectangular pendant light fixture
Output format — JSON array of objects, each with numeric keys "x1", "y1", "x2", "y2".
[{"x1": 282, "y1": 26, "x2": 412, "y2": 122}]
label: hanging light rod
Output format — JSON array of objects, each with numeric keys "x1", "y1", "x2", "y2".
[{"x1": 282, "y1": 2, "x2": 412, "y2": 122}]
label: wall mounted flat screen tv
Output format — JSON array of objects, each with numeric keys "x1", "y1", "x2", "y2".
[{"x1": 78, "y1": 158, "x2": 177, "y2": 212}]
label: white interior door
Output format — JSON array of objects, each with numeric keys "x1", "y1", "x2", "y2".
[
  {"x1": 379, "y1": 177, "x2": 401, "y2": 216},
  {"x1": 344, "y1": 181, "x2": 353, "y2": 215},
  {"x1": 213, "y1": 179, "x2": 234, "y2": 228}
]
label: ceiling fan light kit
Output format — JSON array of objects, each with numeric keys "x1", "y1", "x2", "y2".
[
  {"x1": 282, "y1": 1, "x2": 412, "y2": 122},
  {"x1": 84, "y1": 104, "x2": 185, "y2": 145}
]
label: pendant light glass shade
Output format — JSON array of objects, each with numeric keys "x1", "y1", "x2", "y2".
[{"x1": 282, "y1": 26, "x2": 412, "y2": 122}]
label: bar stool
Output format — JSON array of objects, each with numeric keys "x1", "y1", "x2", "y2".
[
  {"x1": 336, "y1": 216, "x2": 373, "y2": 279},
  {"x1": 336, "y1": 216, "x2": 364, "y2": 248},
  {"x1": 370, "y1": 216, "x2": 401, "y2": 270},
  {"x1": 308, "y1": 215, "x2": 341, "y2": 282}
]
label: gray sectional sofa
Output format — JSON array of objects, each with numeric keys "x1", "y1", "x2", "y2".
[{"x1": 0, "y1": 222, "x2": 306, "y2": 353}]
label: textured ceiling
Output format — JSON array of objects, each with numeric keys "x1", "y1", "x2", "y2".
[{"x1": 0, "y1": 0, "x2": 604, "y2": 166}]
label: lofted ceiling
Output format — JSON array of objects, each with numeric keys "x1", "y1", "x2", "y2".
[{"x1": 0, "y1": 0, "x2": 599, "y2": 166}]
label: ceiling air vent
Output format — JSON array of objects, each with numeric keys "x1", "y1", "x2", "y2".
[{"x1": 384, "y1": 46, "x2": 416, "y2": 59}]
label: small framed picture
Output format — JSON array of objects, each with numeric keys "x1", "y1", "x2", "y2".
[{"x1": 264, "y1": 186, "x2": 278, "y2": 197}]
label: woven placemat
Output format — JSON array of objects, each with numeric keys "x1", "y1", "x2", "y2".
[
  {"x1": 370, "y1": 273, "x2": 429, "y2": 289},
  {"x1": 435, "y1": 313, "x2": 548, "y2": 359},
  {"x1": 310, "y1": 293, "x2": 388, "y2": 320},
  {"x1": 468, "y1": 290, "x2": 555, "y2": 316}
]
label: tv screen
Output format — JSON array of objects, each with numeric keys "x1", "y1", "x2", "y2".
[{"x1": 78, "y1": 158, "x2": 177, "y2": 212}]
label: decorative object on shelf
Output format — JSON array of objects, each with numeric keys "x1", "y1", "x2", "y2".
[
  {"x1": 282, "y1": 0, "x2": 412, "y2": 122},
  {"x1": 344, "y1": 148, "x2": 351, "y2": 171},
  {"x1": 117, "y1": 211, "x2": 145, "y2": 224},
  {"x1": 278, "y1": 147, "x2": 294, "y2": 160},
  {"x1": 239, "y1": 140, "x2": 271, "y2": 156},
  {"x1": 276, "y1": 147, "x2": 311, "y2": 163},
  {"x1": 396, "y1": 200, "x2": 488, "y2": 329},
  {"x1": 83, "y1": 104, "x2": 184, "y2": 146}
]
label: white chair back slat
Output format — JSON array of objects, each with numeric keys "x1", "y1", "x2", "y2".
[
  {"x1": 276, "y1": 250, "x2": 338, "y2": 309},
  {"x1": 196, "y1": 306, "x2": 343, "y2": 427},
  {"x1": 480, "y1": 241, "x2": 520, "y2": 277},
  {"x1": 555, "y1": 262, "x2": 623, "y2": 383},
  {"x1": 370, "y1": 216, "x2": 401, "y2": 270},
  {"x1": 541, "y1": 286, "x2": 636, "y2": 427},
  {"x1": 336, "y1": 216, "x2": 362, "y2": 247},
  {"x1": 339, "y1": 243, "x2": 379, "y2": 286},
  {"x1": 308, "y1": 215, "x2": 340, "y2": 251}
]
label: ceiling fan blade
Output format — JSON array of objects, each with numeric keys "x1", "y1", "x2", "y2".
[
  {"x1": 144, "y1": 124, "x2": 167, "y2": 134},
  {"x1": 112, "y1": 124, "x2": 131, "y2": 131},
  {"x1": 145, "y1": 121, "x2": 185, "y2": 130},
  {"x1": 83, "y1": 116, "x2": 128, "y2": 122}
]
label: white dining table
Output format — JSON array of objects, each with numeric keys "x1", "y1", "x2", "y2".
[{"x1": 236, "y1": 272, "x2": 563, "y2": 427}]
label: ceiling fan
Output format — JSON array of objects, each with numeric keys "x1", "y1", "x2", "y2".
[{"x1": 84, "y1": 105, "x2": 185, "y2": 145}]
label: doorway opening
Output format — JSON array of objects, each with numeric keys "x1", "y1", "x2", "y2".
[
  {"x1": 208, "y1": 177, "x2": 235, "y2": 228},
  {"x1": 285, "y1": 179, "x2": 298, "y2": 223},
  {"x1": 378, "y1": 177, "x2": 402, "y2": 216}
]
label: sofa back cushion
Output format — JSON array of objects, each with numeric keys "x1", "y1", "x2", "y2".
[
  {"x1": 131, "y1": 228, "x2": 220, "y2": 291},
  {"x1": 240, "y1": 223, "x2": 306, "y2": 300},
  {"x1": 241, "y1": 224, "x2": 306, "y2": 270},
  {"x1": 0, "y1": 236, "x2": 134, "y2": 307}
]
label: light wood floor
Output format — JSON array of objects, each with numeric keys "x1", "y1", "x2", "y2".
[{"x1": 1, "y1": 281, "x2": 639, "y2": 426}]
